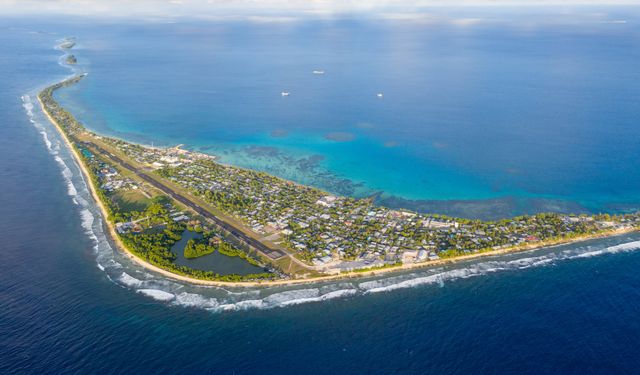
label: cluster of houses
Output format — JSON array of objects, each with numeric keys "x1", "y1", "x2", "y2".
[
  {"x1": 170, "y1": 209, "x2": 190, "y2": 223},
  {"x1": 115, "y1": 220, "x2": 144, "y2": 234},
  {"x1": 115, "y1": 209, "x2": 191, "y2": 235},
  {"x1": 104, "y1": 139, "x2": 214, "y2": 170},
  {"x1": 96, "y1": 165, "x2": 139, "y2": 192},
  {"x1": 105, "y1": 139, "x2": 640, "y2": 272}
]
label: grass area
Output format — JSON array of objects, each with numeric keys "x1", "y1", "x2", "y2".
[
  {"x1": 274, "y1": 257, "x2": 322, "y2": 277},
  {"x1": 112, "y1": 190, "x2": 153, "y2": 213}
]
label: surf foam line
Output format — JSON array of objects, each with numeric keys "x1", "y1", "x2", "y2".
[
  {"x1": 22, "y1": 90, "x2": 128, "y2": 283},
  {"x1": 157, "y1": 238, "x2": 640, "y2": 313},
  {"x1": 357, "y1": 239, "x2": 640, "y2": 294}
]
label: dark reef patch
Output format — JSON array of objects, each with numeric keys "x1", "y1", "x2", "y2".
[
  {"x1": 375, "y1": 195, "x2": 593, "y2": 221},
  {"x1": 295, "y1": 154, "x2": 325, "y2": 171},
  {"x1": 325, "y1": 132, "x2": 355, "y2": 142},
  {"x1": 603, "y1": 202, "x2": 640, "y2": 213},
  {"x1": 244, "y1": 145, "x2": 282, "y2": 158},
  {"x1": 234, "y1": 145, "x2": 361, "y2": 196}
]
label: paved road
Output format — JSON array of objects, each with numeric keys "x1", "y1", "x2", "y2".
[{"x1": 84, "y1": 141, "x2": 288, "y2": 260}]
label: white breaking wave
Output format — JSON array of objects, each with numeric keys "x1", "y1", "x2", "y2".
[
  {"x1": 137, "y1": 289, "x2": 175, "y2": 301},
  {"x1": 264, "y1": 288, "x2": 320, "y2": 305},
  {"x1": 173, "y1": 292, "x2": 220, "y2": 309},
  {"x1": 53, "y1": 155, "x2": 73, "y2": 179},
  {"x1": 573, "y1": 240, "x2": 640, "y2": 259},
  {"x1": 22, "y1": 95, "x2": 57, "y2": 155},
  {"x1": 23, "y1": 94, "x2": 80, "y2": 202},
  {"x1": 119, "y1": 272, "x2": 144, "y2": 287},
  {"x1": 219, "y1": 299, "x2": 265, "y2": 311},
  {"x1": 278, "y1": 288, "x2": 359, "y2": 306},
  {"x1": 205, "y1": 287, "x2": 361, "y2": 312},
  {"x1": 51, "y1": 155, "x2": 77, "y2": 196},
  {"x1": 355, "y1": 240, "x2": 640, "y2": 295},
  {"x1": 223, "y1": 289, "x2": 262, "y2": 297},
  {"x1": 22, "y1": 96, "x2": 33, "y2": 113},
  {"x1": 22, "y1": 83, "x2": 118, "y2": 283},
  {"x1": 79, "y1": 209, "x2": 94, "y2": 233},
  {"x1": 359, "y1": 268, "x2": 474, "y2": 294},
  {"x1": 66, "y1": 178, "x2": 78, "y2": 196},
  {"x1": 75, "y1": 195, "x2": 89, "y2": 207},
  {"x1": 208, "y1": 287, "x2": 356, "y2": 312}
]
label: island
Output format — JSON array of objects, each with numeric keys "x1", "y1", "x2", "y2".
[
  {"x1": 59, "y1": 39, "x2": 75, "y2": 50},
  {"x1": 37, "y1": 47, "x2": 640, "y2": 286}
]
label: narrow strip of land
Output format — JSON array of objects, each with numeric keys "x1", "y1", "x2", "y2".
[{"x1": 37, "y1": 67, "x2": 640, "y2": 287}]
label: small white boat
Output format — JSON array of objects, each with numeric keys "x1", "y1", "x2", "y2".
[
  {"x1": 312, "y1": 70, "x2": 325, "y2": 75},
  {"x1": 281, "y1": 91, "x2": 290, "y2": 97},
  {"x1": 377, "y1": 92, "x2": 383, "y2": 98}
]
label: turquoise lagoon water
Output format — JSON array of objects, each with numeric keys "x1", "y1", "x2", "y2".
[{"x1": 52, "y1": 16, "x2": 640, "y2": 219}]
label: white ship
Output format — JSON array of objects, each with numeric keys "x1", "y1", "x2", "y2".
[
  {"x1": 377, "y1": 92, "x2": 383, "y2": 98},
  {"x1": 281, "y1": 91, "x2": 290, "y2": 96},
  {"x1": 312, "y1": 70, "x2": 325, "y2": 75}
]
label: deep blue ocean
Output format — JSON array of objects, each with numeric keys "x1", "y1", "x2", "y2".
[{"x1": 2, "y1": 14, "x2": 640, "y2": 374}]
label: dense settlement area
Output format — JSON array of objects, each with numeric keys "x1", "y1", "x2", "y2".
[{"x1": 110, "y1": 137, "x2": 640, "y2": 274}]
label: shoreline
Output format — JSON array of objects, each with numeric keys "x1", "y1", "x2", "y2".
[{"x1": 38, "y1": 92, "x2": 639, "y2": 287}]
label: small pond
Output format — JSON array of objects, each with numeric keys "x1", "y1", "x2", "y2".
[{"x1": 171, "y1": 231, "x2": 265, "y2": 276}]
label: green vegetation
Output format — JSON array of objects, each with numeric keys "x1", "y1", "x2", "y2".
[
  {"x1": 181, "y1": 235, "x2": 262, "y2": 267},
  {"x1": 184, "y1": 238, "x2": 215, "y2": 259},
  {"x1": 112, "y1": 190, "x2": 153, "y2": 213},
  {"x1": 345, "y1": 261, "x2": 403, "y2": 273},
  {"x1": 216, "y1": 241, "x2": 262, "y2": 266},
  {"x1": 39, "y1": 76, "x2": 86, "y2": 135}
]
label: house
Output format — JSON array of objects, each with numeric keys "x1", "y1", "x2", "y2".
[
  {"x1": 402, "y1": 250, "x2": 418, "y2": 263},
  {"x1": 417, "y1": 249, "x2": 428, "y2": 261}
]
